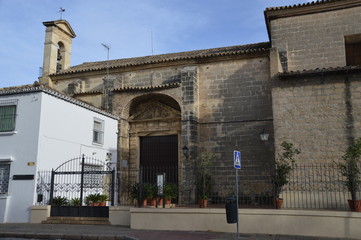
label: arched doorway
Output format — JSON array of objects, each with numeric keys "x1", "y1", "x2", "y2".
[{"x1": 127, "y1": 94, "x2": 181, "y2": 187}]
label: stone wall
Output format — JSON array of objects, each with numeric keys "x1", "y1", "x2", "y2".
[
  {"x1": 270, "y1": 5, "x2": 361, "y2": 71},
  {"x1": 272, "y1": 72, "x2": 361, "y2": 164},
  {"x1": 51, "y1": 55, "x2": 275, "y2": 203},
  {"x1": 198, "y1": 57, "x2": 274, "y2": 167}
]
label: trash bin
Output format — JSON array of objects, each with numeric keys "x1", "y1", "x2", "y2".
[{"x1": 225, "y1": 196, "x2": 237, "y2": 224}]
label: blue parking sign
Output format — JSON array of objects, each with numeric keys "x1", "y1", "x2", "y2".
[{"x1": 234, "y1": 151, "x2": 241, "y2": 169}]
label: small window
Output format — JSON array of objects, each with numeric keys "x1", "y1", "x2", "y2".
[
  {"x1": 345, "y1": 34, "x2": 361, "y2": 66},
  {"x1": 0, "y1": 163, "x2": 10, "y2": 194},
  {"x1": 0, "y1": 105, "x2": 17, "y2": 132},
  {"x1": 93, "y1": 119, "x2": 104, "y2": 144}
]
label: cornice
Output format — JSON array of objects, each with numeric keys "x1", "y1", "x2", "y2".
[{"x1": 264, "y1": 0, "x2": 361, "y2": 40}]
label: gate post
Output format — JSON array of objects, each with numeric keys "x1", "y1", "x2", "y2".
[
  {"x1": 49, "y1": 169, "x2": 55, "y2": 205},
  {"x1": 80, "y1": 154, "x2": 85, "y2": 206}
]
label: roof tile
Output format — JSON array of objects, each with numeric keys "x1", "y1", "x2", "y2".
[{"x1": 54, "y1": 42, "x2": 270, "y2": 75}]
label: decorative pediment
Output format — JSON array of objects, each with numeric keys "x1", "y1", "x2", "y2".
[
  {"x1": 129, "y1": 101, "x2": 181, "y2": 121},
  {"x1": 43, "y1": 20, "x2": 76, "y2": 38}
]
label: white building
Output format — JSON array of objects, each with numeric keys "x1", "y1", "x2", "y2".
[{"x1": 0, "y1": 84, "x2": 118, "y2": 223}]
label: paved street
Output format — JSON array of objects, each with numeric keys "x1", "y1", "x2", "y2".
[{"x1": 0, "y1": 223, "x2": 355, "y2": 240}]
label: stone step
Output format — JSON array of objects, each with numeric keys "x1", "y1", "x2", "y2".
[{"x1": 42, "y1": 217, "x2": 110, "y2": 225}]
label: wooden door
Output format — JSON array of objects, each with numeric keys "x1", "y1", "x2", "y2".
[{"x1": 140, "y1": 135, "x2": 178, "y2": 184}]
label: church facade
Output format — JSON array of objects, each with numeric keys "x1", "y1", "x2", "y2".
[{"x1": 38, "y1": 0, "x2": 361, "y2": 204}]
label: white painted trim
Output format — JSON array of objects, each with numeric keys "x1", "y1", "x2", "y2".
[
  {"x1": 0, "y1": 131, "x2": 18, "y2": 136},
  {"x1": 0, "y1": 157, "x2": 13, "y2": 162}
]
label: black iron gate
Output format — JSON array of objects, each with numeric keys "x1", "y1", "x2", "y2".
[{"x1": 40, "y1": 155, "x2": 116, "y2": 217}]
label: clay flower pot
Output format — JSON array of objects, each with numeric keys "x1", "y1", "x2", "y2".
[
  {"x1": 150, "y1": 198, "x2": 157, "y2": 207},
  {"x1": 199, "y1": 199, "x2": 208, "y2": 208},
  {"x1": 348, "y1": 200, "x2": 361, "y2": 212},
  {"x1": 275, "y1": 198, "x2": 283, "y2": 209}
]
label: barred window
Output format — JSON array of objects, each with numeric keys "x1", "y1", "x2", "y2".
[
  {"x1": 93, "y1": 119, "x2": 104, "y2": 144},
  {"x1": 0, "y1": 163, "x2": 10, "y2": 194},
  {"x1": 0, "y1": 105, "x2": 16, "y2": 132}
]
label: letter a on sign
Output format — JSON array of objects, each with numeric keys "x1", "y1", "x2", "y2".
[{"x1": 234, "y1": 151, "x2": 241, "y2": 169}]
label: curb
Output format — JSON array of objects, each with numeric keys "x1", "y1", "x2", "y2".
[{"x1": 0, "y1": 232, "x2": 135, "y2": 240}]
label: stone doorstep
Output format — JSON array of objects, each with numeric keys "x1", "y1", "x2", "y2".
[{"x1": 42, "y1": 216, "x2": 110, "y2": 225}]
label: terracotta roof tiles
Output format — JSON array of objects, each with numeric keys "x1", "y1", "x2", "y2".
[
  {"x1": 278, "y1": 65, "x2": 361, "y2": 79},
  {"x1": 265, "y1": 0, "x2": 343, "y2": 12},
  {"x1": 0, "y1": 84, "x2": 118, "y2": 119},
  {"x1": 53, "y1": 42, "x2": 270, "y2": 76}
]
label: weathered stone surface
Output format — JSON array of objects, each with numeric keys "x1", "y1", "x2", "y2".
[{"x1": 271, "y1": 5, "x2": 361, "y2": 71}]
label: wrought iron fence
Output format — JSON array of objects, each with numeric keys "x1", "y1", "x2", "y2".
[
  {"x1": 36, "y1": 161, "x2": 358, "y2": 210},
  {"x1": 117, "y1": 164, "x2": 358, "y2": 210},
  {"x1": 36, "y1": 155, "x2": 117, "y2": 206},
  {"x1": 281, "y1": 163, "x2": 353, "y2": 210}
]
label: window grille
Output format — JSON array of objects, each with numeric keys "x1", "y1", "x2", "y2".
[
  {"x1": 0, "y1": 163, "x2": 10, "y2": 194},
  {"x1": 0, "y1": 105, "x2": 17, "y2": 132}
]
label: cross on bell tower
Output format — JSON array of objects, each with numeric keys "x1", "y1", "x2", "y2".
[{"x1": 59, "y1": 7, "x2": 65, "y2": 20}]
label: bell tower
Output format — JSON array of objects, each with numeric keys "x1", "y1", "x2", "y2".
[{"x1": 40, "y1": 20, "x2": 76, "y2": 86}]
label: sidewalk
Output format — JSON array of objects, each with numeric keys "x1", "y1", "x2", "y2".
[{"x1": 0, "y1": 223, "x2": 354, "y2": 240}]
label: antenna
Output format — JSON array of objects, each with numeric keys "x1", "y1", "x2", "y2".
[
  {"x1": 101, "y1": 43, "x2": 110, "y2": 60},
  {"x1": 101, "y1": 43, "x2": 110, "y2": 79},
  {"x1": 58, "y1": 7, "x2": 65, "y2": 20},
  {"x1": 101, "y1": 43, "x2": 111, "y2": 112},
  {"x1": 150, "y1": 30, "x2": 154, "y2": 55}
]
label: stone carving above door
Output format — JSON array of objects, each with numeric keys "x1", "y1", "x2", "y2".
[{"x1": 129, "y1": 100, "x2": 181, "y2": 121}]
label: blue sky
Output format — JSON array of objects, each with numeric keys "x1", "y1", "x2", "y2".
[{"x1": 0, "y1": 0, "x2": 311, "y2": 88}]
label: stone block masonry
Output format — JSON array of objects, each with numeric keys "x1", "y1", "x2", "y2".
[
  {"x1": 271, "y1": 5, "x2": 361, "y2": 71},
  {"x1": 273, "y1": 73, "x2": 361, "y2": 164},
  {"x1": 198, "y1": 57, "x2": 274, "y2": 167}
]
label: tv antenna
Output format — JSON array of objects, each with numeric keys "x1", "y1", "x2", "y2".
[
  {"x1": 102, "y1": 44, "x2": 110, "y2": 60},
  {"x1": 150, "y1": 30, "x2": 154, "y2": 55},
  {"x1": 101, "y1": 43, "x2": 111, "y2": 78},
  {"x1": 58, "y1": 7, "x2": 65, "y2": 20},
  {"x1": 101, "y1": 43, "x2": 111, "y2": 112}
]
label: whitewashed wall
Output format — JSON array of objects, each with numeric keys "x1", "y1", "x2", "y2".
[
  {"x1": 0, "y1": 91, "x2": 118, "y2": 223},
  {"x1": 0, "y1": 92, "x2": 42, "y2": 223},
  {"x1": 36, "y1": 92, "x2": 118, "y2": 171}
]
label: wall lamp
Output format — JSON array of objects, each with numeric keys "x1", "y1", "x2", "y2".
[
  {"x1": 182, "y1": 145, "x2": 189, "y2": 159},
  {"x1": 260, "y1": 129, "x2": 269, "y2": 141}
]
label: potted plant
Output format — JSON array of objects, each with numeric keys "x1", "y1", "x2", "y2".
[
  {"x1": 52, "y1": 196, "x2": 69, "y2": 206},
  {"x1": 70, "y1": 197, "x2": 81, "y2": 206},
  {"x1": 199, "y1": 195, "x2": 209, "y2": 208},
  {"x1": 274, "y1": 141, "x2": 300, "y2": 209},
  {"x1": 148, "y1": 184, "x2": 158, "y2": 207},
  {"x1": 195, "y1": 151, "x2": 214, "y2": 208},
  {"x1": 142, "y1": 183, "x2": 154, "y2": 207},
  {"x1": 50, "y1": 196, "x2": 69, "y2": 216},
  {"x1": 86, "y1": 193, "x2": 101, "y2": 206},
  {"x1": 129, "y1": 182, "x2": 140, "y2": 206},
  {"x1": 98, "y1": 194, "x2": 109, "y2": 206},
  {"x1": 337, "y1": 138, "x2": 361, "y2": 212},
  {"x1": 164, "y1": 183, "x2": 178, "y2": 206}
]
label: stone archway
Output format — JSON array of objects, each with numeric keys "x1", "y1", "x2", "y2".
[{"x1": 127, "y1": 94, "x2": 181, "y2": 183}]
